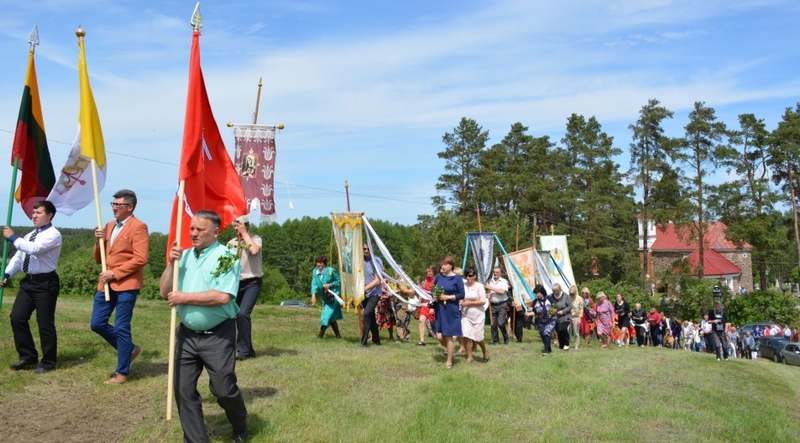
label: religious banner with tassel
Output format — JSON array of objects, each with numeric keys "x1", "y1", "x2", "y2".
[
  {"x1": 331, "y1": 212, "x2": 365, "y2": 311},
  {"x1": 230, "y1": 124, "x2": 280, "y2": 223}
]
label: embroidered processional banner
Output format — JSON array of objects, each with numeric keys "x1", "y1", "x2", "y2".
[
  {"x1": 231, "y1": 124, "x2": 276, "y2": 222},
  {"x1": 503, "y1": 248, "x2": 536, "y2": 304},
  {"x1": 539, "y1": 235, "x2": 575, "y2": 290},
  {"x1": 468, "y1": 233, "x2": 494, "y2": 284},
  {"x1": 332, "y1": 212, "x2": 365, "y2": 310}
]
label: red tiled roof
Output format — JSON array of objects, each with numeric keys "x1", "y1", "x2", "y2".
[
  {"x1": 650, "y1": 221, "x2": 750, "y2": 251},
  {"x1": 681, "y1": 249, "x2": 742, "y2": 277}
]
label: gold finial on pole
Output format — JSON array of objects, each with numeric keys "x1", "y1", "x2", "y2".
[
  {"x1": 28, "y1": 25, "x2": 39, "y2": 52},
  {"x1": 76, "y1": 25, "x2": 85, "y2": 39},
  {"x1": 190, "y1": 2, "x2": 203, "y2": 30}
]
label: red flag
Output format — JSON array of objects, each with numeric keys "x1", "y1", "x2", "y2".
[{"x1": 168, "y1": 29, "x2": 247, "y2": 253}]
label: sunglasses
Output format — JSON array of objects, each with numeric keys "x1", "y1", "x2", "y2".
[{"x1": 466, "y1": 274, "x2": 476, "y2": 278}]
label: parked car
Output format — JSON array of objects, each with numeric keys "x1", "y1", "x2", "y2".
[
  {"x1": 738, "y1": 322, "x2": 781, "y2": 338},
  {"x1": 279, "y1": 300, "x2": 309, "y2": 307},
  {"x1": 758, "y1": 336, "x2": 790, "y2": 362},
  {"x1": 781, "y1": 342, "x2": 800, "y2": 366}
]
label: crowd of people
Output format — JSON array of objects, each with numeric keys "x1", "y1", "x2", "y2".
[{"x1": 312, "y1": 254, "x2": 800, "y2": 366}]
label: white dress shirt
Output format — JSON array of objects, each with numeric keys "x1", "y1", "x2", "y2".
[{"x1": 4, "y1": 224, "x2": 63, "y2": 277}]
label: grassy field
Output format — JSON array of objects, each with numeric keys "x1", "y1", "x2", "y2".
[{"x1": 0, "y1": 293, "x2": 799, "y2": 443}]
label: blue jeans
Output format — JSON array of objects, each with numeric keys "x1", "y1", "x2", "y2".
[{"x1": 90, "y1": 289, "x2": 138, "y2": 376}]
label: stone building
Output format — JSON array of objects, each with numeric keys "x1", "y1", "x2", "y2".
[{"x1": 638, "y1": 219, "x2": 753, "y2": 292}]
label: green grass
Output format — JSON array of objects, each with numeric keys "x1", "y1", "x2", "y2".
[{"x1": 1, "y1": 292, "x2": 799, "y2": 442}]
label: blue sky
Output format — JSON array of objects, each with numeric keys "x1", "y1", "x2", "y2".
[{"x1": 1, "y1": 1, "x2": 799, "y2": 233}]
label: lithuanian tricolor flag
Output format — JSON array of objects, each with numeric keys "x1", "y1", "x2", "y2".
[{"x1": 12, "y1": 49, "x2": 55, "y2": 218}]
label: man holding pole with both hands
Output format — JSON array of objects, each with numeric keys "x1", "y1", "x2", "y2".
[{"x1": 160, "y1": 210, "x2": 249, "y2": 443}]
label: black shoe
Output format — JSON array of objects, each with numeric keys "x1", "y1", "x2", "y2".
[
  {"x1": 491, "y1": 341, "x2": 499, "y2": 345},
  {"x1": 360, "y1": 343, "x2": 368, "y2": 348},
  {"x1": 236, "y1": 355, "x2": 248, "y2": 361},
  {"x1": 233, "y1": 432, "x2": 249, "y2": 443},
  {"x1": 10, "y1": 360, "x2": 38, "y2": 370},
  {"x1": 372, "y1": 342, "x2": 382, "y2": 346},
  {"x1": 34, "y1": 365, "x2": 54, "y2": 374},
  {"x1": 504, "y1": 339, "x2": 509, "y2": 345}
]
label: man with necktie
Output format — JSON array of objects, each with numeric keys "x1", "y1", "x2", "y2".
[
  {"x1": 90, "y1": 189, "x2": 150, "y2": 384},
  {"x1": 1, "y1": 200, "x2": 63, "y2": 374}
]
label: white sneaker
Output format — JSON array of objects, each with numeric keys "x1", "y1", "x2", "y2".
[{"x1": 563, "y1": 346, "x2": 569, "y2": 351}]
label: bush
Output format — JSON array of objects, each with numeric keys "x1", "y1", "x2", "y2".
[{"x1": 727, "y1": 289, "x2": 799, "y2": 327}]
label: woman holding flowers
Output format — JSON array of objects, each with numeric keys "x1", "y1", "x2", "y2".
[
  {"x1": 310, "y1": 255, "x2": 342, "y2": 338},
  {"x1": 432, "y1": 256, "x2": 464, "y2": 369},
  {"x1": 526, "y1": 285, "x2": 556, "y2": 356}
]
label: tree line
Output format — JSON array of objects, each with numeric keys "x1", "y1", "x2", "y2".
[{"x1": 433, "y1": 100, "x2": 800, "y2": 295}]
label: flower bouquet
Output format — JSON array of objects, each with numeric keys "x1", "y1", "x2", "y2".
[{"x1": 431, "y1": 285, "x2": 446, "y2": 306}]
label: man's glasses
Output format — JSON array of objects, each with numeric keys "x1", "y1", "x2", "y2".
[{"x1": 110, "y1": 202, "x2": 131, "y2": 208}]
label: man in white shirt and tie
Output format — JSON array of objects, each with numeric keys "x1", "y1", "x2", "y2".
[{"x1": 1, "y1": 200, "x2": 63, "y2": 374}]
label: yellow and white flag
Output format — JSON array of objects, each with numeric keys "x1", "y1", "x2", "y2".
[
  {"x1": 47, "y1": 127, "x2": 106, "y2": 215},
  {"x1": 48, "y1": 34, "x2": 106, "y2": 215}
]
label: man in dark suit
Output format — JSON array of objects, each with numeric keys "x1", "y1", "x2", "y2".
[{"x1": 90, "y1": 189, "x2": 149, "y2": 384}]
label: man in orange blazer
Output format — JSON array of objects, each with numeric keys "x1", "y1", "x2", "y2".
[{"x1": 90, "y1": 189, "x2": 149, "y2": 384}]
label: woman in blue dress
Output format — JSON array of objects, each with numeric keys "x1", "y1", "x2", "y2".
[
  {"x1": 525, "y1": 285, "x2": 557, "y2": 356},
  {"x1": 310, "y1": 255, "x2": 343, "y2": 338},
  {"x1": 432, "y1": 256, "x2": 465, "y2": 369}
]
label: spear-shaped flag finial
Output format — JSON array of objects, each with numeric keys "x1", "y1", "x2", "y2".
[
  {"x1": 191, "y1": 2, "x2": 203, "y2": 30},
  {"x1": 28, "y1": 24, "x2": 39, "y2": 51}
]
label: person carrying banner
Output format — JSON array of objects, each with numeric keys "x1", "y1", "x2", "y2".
[
  {"x1": 90, "y1": 189, "x2": 149, "y2": 384},
  {"x1": 228, "y1": 215, "x2": 263, "y2": 360},
  {"x1": 2, "y1": 200, "x2": 62, "y2": 374},
  {"x1": 485, "y1": 267, "x2": 510, "y2": 345},
  {"x1": 708, "y1": 300, "x2": 730, "y2": 361},
  {"x1": 310, "y1": 254, "x2": 342, "y2": 338},
  {"x1": 159, "y1": 210, "x2": 248, "y2": 443},
  {"x1": 361, "y1": 243, "x2": 383, "y2": 347}
]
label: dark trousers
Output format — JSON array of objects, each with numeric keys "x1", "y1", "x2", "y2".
[
  {"x1": 540, "y1": 333, "x2": 552, "y2": 353},
  {"x1": 90, "y1": 289, "x2": 138, "y2": 376},
  {"x1": 175, "y1": 319, "x2": 248, "y2": 443},
  {"x1": 650, "y1": 326, "x2": 662, "y2": 347},
  {"x1": 556, "y1": 321, "x2": 571, "y2": 348},
  {"x1": 10, "y1": 273, "x2": 60, "y2": 368},
  {"x1": 490, "y1": 302, "x2": 508, "y2": 343},
  {"x1": 712, "y1": 332, "x2": 729, "y2": 359},
  {"x1": 360, "y1": 296, "x2": 381, "y2": 345},
  {"x1": 635, "y1": 325, "x2": 646, "y2": 346},
  {"x1": 235, "y1": 277, "x2": 262, "y2": 359},
  {"x1": 511, "y1": 307, "x2": 526, "y2": 342}
]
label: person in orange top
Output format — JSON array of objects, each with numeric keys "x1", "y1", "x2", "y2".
[{"x1": 90, "y1": 189, "x2": 150, "y2": 384}]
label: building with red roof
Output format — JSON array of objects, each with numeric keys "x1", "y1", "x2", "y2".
[{"x1": 638, "y1": 219, "x2": 753, "y2": 292}]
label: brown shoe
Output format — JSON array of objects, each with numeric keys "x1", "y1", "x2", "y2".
[
  {"x1": 131, "y1": 345, "x2": 142, "y2": 363},
  {"x1": 105, "y1": 372, "x2": 128, "y2": 384}
]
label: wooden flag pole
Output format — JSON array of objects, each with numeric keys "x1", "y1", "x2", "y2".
[
  {"x1": 253, "y1": 77, "x2": 262, "y2": 125},
  {"x1": 0, "y1": 159, "x2": 21, "y2": 308},
  {"x1": 90, "y1": 158, "x2": 111, "y2": 301},
  {"x1": 166, "y1": 180, "x2": 185, "y2": 421}
]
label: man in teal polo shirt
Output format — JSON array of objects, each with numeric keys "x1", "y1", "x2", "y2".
[{"x1": 160, "y1": 210, "x2": 248, "y2": 443}]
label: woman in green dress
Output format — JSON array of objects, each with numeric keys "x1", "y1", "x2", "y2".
[{"x1": 310, "y1": 255, "x2": 343, "y2": 338}]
